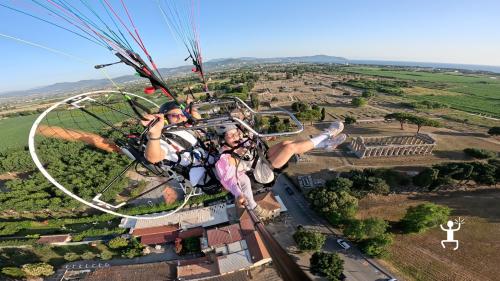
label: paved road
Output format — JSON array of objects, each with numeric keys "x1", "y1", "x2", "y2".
[{"x1": 272, "y1": 175, "x2": 395, "y2": 281}]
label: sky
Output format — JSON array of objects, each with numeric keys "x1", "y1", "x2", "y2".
[{"x1": 1, "y1": 0, "x2": 500, "y2": 92}]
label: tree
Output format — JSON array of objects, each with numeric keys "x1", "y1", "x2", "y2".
[
  {"x1": 413, "y1": 168, "x2": 439, "y2": 188},
  {"x1": 408, "y1": 116, "x2": 441, "y2": 133},
  {"x1": 470, "y1": 162, "x2": 497, "y2": 185},
  {"x1": 321, "y1": 108, "x2": 326, "y2": 121},
  {"x1": 384, "y1": 112, "x2": 413, "y2": 130},
  {"x1": 292, "y1": 101, "x2": 310, "y2": 112},
  {"x1": 326, "y1": 177, "x2": 353, "y2": 192},
  {"x1": 351, "y1": 97, "x2": 367, "y2": 107},
  {"x1": 121, "y1": 248, "x2": 142, "y2": 259},
  {"x1": 344, "y1": 115, "x2": 357, "y2": 125},
  {"x1": 366, "y1": 177, "x2": 390, "y2": 194},
  {"x1": 488, "y1": 127, "x2": 500, "y2": 136},
  {"x1": 310, "y1": 251, "x2": 344, "y2": 281},
  {"x1": 360, "y1": 233, "x2": 393, "y2": 257},
  {"x1": 286, "y1": 72, "x2": 293, "y2": 79},
  {"x1": 22, "y1": 263, "x2": 54, "y2": 277},
  {"x1": 81, "y1": 251, "x2": 97, "y2": 260},
  {"x1": 344, "y1": 218, "x2": 389, "y2": 241},
  {"x1": 2, "y1": 267, "x2": 26, "y2": 278},
  {"x1": 401, "y1": 203, "x2": 450, "y2": 233},
  {"x1": 99, "y1": 251, "x2": 113, "y2": 260},
  {"x1": 463, "y1": 148, "x2": 497, "y2": 159},
  {"x1": 108, "y1": 237, "x2": 129, "y2": 249},
  {"x1": 307, "y1": 189, "x2": 358, "y2": 225},
  {"x1": 293, "y1": 228, "x2": 326, "y2": 251},
  {"x1": 362, "y1": 89, "x2": 376, "y2": 99},
  {"x1": 250, "y1": 93, "x2": 260, "y2": 110},
  {"x1": 64, "y1": 252, "x2": 80, "y2": 261}
]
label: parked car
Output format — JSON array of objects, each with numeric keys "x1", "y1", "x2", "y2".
[
  {"x1": 285, "y1": 186, "x2": 295, "y2": 195},
  {"x1": 336, "y1": 238, "x2": 350, "y2": 250}
]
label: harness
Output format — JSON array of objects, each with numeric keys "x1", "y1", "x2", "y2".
[{"x1": 159, "y1": 131, "x2": 222, "y2": 195}]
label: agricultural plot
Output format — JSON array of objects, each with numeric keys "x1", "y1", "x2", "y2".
[{"x1": 345, "y1": 67, "x2": 500, "y2": 117}]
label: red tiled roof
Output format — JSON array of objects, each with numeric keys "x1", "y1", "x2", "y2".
[
  {"x1": 239, "y1": 210, "x2": 255, "y2": 236},
  {"x1": 140, "y1": 231, "x2": 178, "y2": 245},
  {"x1": 177, "y1": 259, "x2": 219, "y2": 280},
  {"x1": 37, "y1": 234, "x2": 71, "y2": 244},
  {"x1": 178, "y1": 226, "x2": 204, "y2": 239},
  {"x1": 245, "y1": 231, "x2": 271, "y2": 263},
  {"x1": 207, "y1": 224, "x2": 243, "y2": 247},
  {"x1": 132, "y1": 225, "x2": 179, "y2": 236}
]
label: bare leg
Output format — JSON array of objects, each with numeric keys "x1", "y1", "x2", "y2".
[
  {"x1": 267, "y1": 139, "x2": 314, "y2": 168},
  {"x1": 266, "y1": 140, "x2": 292, "y2": 160}
]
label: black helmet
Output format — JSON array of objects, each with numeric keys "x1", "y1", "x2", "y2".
[{"x1": 159, "y1": 101, "x2": 180, "y2": 114}]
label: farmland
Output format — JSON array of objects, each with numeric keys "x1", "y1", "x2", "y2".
[{"x1": 345, "y1": 66, "x2": 500, "y2": 117}]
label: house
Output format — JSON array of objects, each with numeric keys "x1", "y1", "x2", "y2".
[
  {"x1": 204, "y1": 224, "x2": 243, "y2": 250},
  {"x1": 120, "y1": 203, "x2": 229, "y2": 234},
  {"x1": 131, "y1": 225, "x2": 179, "y2": 245},
  {"x1": 37, "y1": 234, "x2": 71, "y2": 245},
  {"x1": 177, "y1": 257, "x2": 219, "y2": 281}
]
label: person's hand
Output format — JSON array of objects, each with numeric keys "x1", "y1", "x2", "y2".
[
  {"x1": 236, "y1": 195, "x2": 247, "y2": 207},
  {"x1": 141, "y1": 114, "x2": 164, "y2": 138},
  {"x1": 186, "y1": 95, "x2": 193, "y2": 106}
]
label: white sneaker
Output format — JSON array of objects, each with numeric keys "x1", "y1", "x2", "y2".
[
  {"x1": 324, "y1": 133, "x2": 347, "y2": 151},
  {"x1": 324, "y1": 121, "x2": 344, "y2": 138}
]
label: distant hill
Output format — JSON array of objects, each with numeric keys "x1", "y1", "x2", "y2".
[{"x1": 0, "y1": 55, "x2": 348, "y2": 99}]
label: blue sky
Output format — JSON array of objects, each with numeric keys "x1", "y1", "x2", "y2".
[{"x1": 1, "y1": 0, "x2": 500, "y2": 92}]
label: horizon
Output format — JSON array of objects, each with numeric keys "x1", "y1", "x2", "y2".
[
  {"x1": 3, "y1": 55, "x2": 500, "y2": 95},
  {"x1": 1, "y1": 0, "x2": 500, "y2": 92}
]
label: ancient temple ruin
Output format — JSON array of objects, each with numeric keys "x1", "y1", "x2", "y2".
[{"x1": 349, "y1": 134, "x2": 436, "y2": 158}]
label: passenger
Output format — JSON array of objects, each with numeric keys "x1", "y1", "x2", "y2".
[
  {"x1": 141, "y1": 98, "x2": 211, "y2": 187},
  {"x1": 215, "y1": 121, "x2": 346, "y2": 219}
]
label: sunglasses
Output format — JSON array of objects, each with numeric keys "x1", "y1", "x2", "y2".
[{"x1": 166, "y1": 113, "x2": 185, "y2": 120}]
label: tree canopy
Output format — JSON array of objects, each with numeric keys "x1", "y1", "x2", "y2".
[
  {"x1": 401, "y1": 203, "x2": 450, "y2": 233},
  {"x1": 293, "y1": 227, "x2": 326, "y2": 251},
  {"x1": 310, "y1": 251, "x2": 344, "y2": 281}
]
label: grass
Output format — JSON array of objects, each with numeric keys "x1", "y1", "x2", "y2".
[
  {"x1": 345, "y1": 67, "x2": 500, "y2": 117},
  {"x1": 357, "y1": 189, "x2": 500, "y2": 281},
  {"x1": 0, "y1": 115, "x2": 38, "y2": 150}
]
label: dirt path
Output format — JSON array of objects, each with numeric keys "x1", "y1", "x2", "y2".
[{"x1": 37, "y1": 125, "x2": 121, "y2": 153}]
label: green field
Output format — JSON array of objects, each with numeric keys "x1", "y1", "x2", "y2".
[
  {"x1": 345, "y1": 67, "x2": 500, "y2": 117},
  {"x1": 0, "y1": 115, "x2": 38, "y2": 150}
]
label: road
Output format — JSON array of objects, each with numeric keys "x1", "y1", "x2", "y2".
[{"x1": 272, "y1": 175, "x2": 395, "y2": 281}]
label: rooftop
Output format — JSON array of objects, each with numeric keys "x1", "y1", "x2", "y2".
[
  {"x1": 83, "y1": 262, "x2": 174, "y2": 281},
  {"x1": 122, "y1": 203, "x2": 229, "y2": 230},
  {"x1": 207, "y1": 224, "x2": 243, "y2": 248},
  {"x1": 37, "y1": 234, "x2": 71, "y2": 244},
  {"x1": 177, "y1": 258, "x2": 219, "y2": 280},
  {"x1": 132, "y1": 225, "x2": 179, "y2": 236},
  {"x1": 217, "y1": 249, "x2": 253, "y2": 274}
]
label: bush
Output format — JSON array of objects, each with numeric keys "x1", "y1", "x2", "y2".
[
  {"x1": 488, "y1": 127, "x2": 500, "y2": 136},
  {"x1": 293, "y1": 228, "x2": 326, "y2": 251},
  {"x1": 344, "y1": 218, "x2": 388, "y2": 241},
  {"x1": 413, "y1": 168, "x2": 439, "y2": 188},
  {"x1": 64, "y1": 252, "x2": 80, "y2": 261},
  {"x1": 108, "y1": 237, "x2": 129, "y2": 249},
  {"x1": 362, "y1": 89, "x2": 376, "y2": 98},
  {"x1": 463, "y1": 148, "x2": 497, "y2": 159},
  {"x1": 351, "y1": 97, "x2": 367, "y2": 107},
  {"x1": 401, "y1": 203, "x2": 451, "y2": 233},
  {"x1": 22, "y1": 263, "x2": 54, "y2": 277},
  {"x1": 182, "y1": 237, "x2": 201, "y2": 254},
  {"x1": 310, "y1": 251, "x2": 344, "y2": 281},
  {"x1": 121, "y1": 248, "x2": 142, "y2": 259},
  {"x1": 344, "y1": 115, "x2": 357, "y2": 125},
  {"x1": 99, "y1": 251, "x2": 114, "y2": 260},
  {"x1": 360, "y1": 233, "x2": 393, "y2": 257},
  {"x1": 2, "y1": 267, "x2": 26, "y2": 278},
  {"x1": 81, "y1": 251, "x2": 97, "y2": 260}
]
